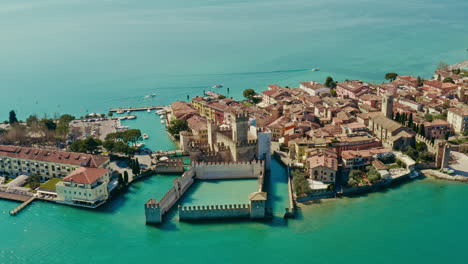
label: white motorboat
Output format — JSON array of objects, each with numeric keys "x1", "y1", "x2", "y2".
[
  {"x1": 135, "y1": 143, "x2": 145, "y2": 148},
  {"x1": 156, "y1": 109, "x2": 166, "y2": 115},
  {"x1": 116, "y1": 110, "x2": 124, "y2": 114},
  {"x1": 143, "y1": 134, "x2": 149, "y2": 139},
  {"x1": 147, "y1": 109, "x2": 151, "y2": 113},
  {"x1": 159, "y1": 115, "x2": 164, "y2": 119},
  {"x1": 127, "y1": 115, "x2": 137, "y2": 120},
  {"x1": 160, "y1": 120, "x2": 165, "y2": 124},
  {"x1": 311, "y1": 68, "x2": 320, "y2": 71},
  {"x1": 211, "y1": 84, "x2": 223, "y2": 89}
]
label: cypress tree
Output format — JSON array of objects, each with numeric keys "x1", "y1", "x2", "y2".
[
  {"x1": 418, "y1": 124, "x2": 426, "y2": 137},
  {"x1": 395, "y1": 112, "x2": 401, "y2": 123},
  {"x1": 123, "y1": 171, "x2": 129, "y2": 185},
  {"x1": 408, "y1": 113, "x2": 413, "y2": 128},
  {"x1": 9, "y1": 110, "x2": 18, "y2": 124}
]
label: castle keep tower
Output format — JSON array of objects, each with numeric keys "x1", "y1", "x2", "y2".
[
  {"x1": 232, "y1": 112, "x2": 249, "y2": 145},
  {"x1": 207, "y1": 120, "x2": 217, "y2": 151},
  {"x1": 382, "y1": 94, "x2": 394, "y2": 119}
]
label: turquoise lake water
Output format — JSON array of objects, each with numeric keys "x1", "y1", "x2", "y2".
[{"x1": 1, "y1": 0, "x2": 468, "y2": 263}]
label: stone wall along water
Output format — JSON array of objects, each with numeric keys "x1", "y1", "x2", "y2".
[
  {"x1": 179, "y1": 204, "x2": 251, "y2": 221},
  {"x1": 193, "y1": 160, "x2": 264, "y2": 180}
]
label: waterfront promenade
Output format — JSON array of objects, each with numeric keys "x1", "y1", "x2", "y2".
[{"x1": 0, "y1": 191, "x2": 31, "y2": 202}]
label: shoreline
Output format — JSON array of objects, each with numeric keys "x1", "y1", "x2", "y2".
[{"x1": 421, "y1": 169, "x2": 468, "y2": 182}]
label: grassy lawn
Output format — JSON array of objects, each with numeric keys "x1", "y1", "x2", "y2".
[{"x1": 39, "y1": 178, "x2": 62, "y2": 191}]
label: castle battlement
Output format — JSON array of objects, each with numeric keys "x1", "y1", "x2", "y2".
[
  {"x1": 145, "y1": 198, "x2": 159, "y2": 208},
  {"x1": 192, "y1": 159, "x2": 263, "y2": 166},
  {"x1": 234, "y1": 112, "x2": 250, "y2": 120},
  {"x1": 179, "y1": 204, "x2": 250, "y2": 211},
  {"x1": 219, "y1": 126, "x2": 231, "y2": 132},
  {"x1": 237, "y1": 139, "x2": 258, "y2": 147}
]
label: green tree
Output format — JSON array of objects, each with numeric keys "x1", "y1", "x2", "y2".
[
  {"x1": 394, "y1": 112, "x2": 401, "y2": 123},
  {"x1": 418, "y1": 124, "x2": 425, "y2": 137},
  {"x1": 292, "y1": 169, "x2": 311, "y2": 196},
  {"x1": 443, "y1": 77, "x2": 454, "y2": 83},
  {"x1": 415, "y1": 142, "x2": 427, "y2": 152},
  {"x1": 444, "y1": 131, "x2": 451, "y2": 140},
  {"x1": 167, "y1": 119, "x2": 189, "y2": 137},
  {"x1": 408, "y1": 113, "x2": 413, "y2": 128},
  {"x1": 424, "y1": 113, "x2": 433, "y2": 122},
  {"x1": 330, "y1": 89, "x2": 337, "y2": 97},
  {"x1": 348, "y1": 178, "x2": 358, "y2": 187},
  {"x1": 26, "y1": 115, "x2": 39, "y2": 127},
  {"x1": 243, "y1": 89, "x2": 256, "y2": 101},
  {"x1": 349, "y1": 170, "x2": 363, "y2": 180},
  {"x1": 324, "y1": 76, "x2": 336, "y2": 88},
  {"x1": 417, "y1": 76, "x2": 424, "y2": 87},
  {"x1": 385, "y1": 72, "x2": 398, "y2": 81},
  {"x1": 117, "y1": 173, "x2": 124, "y2": 187},
  {"x1": 69, "y1": 137, "x2": 101, "y2": 154},
  {"x1": 56, "y1": 114, "x2": 75, "y2": 137},
  {"x1": 9, "y1": 110, "x2": 18, "y2": 124},
  {"x1": 123, "y1": 171, "x2": 129, "y2": 185},
  {"x1": 41, "y1": 118, "x2": 57, "y2": 130}
]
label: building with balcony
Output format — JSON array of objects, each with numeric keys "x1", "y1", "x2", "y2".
[{"x1": 56, "y1": 167, "x2": 110, "y2": 208}]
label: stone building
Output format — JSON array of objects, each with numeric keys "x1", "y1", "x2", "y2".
[
  {"x1": 306, "y1": 149, "x2": 338, "y2": 183},
  {"x1": 0, "y1": 145, "x2": 109, "y2": 180},
  {"x1": 183, "y1": 111, "x2": 272, "y2": 169},
  {"x1": 368, "y1": 114, "x2": 415, "y2": 149},
  {"x1": 56, "y1": 167, "x2": 110, "y2": 208},
  {"x1": 381, "y1": 94, "x2": 394, "y2": 119},
  {"x1": 447, "y1": 107, "x2": 468, "y2": 133}
]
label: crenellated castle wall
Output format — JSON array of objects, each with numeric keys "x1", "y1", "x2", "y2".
[
  {"x1": 193, "y1": 160, "x2": 264, "y2": 180},
  {"x1": 178, "y1": 204, "x2": 251, "y2": 221}
]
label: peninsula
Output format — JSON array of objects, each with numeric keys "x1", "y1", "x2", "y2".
[{"x1": 1, "y1": 61, "x2": 468, "y2": 225}]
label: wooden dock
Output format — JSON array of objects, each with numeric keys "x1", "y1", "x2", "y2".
[
  {"x1": 109, "y1": 106, "x2": 166, "y2": 112},
  {"x1": 10, "y1": 197, "x2": 36, "y2": 216}
]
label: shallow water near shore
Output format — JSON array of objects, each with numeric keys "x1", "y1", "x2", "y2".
[{"x1": 1, "y1": 0, "x2": 468, "y2": 263}]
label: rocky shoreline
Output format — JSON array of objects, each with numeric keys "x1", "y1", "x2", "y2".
[{"x1": 421, "y1": 169, "x2": 468, "y2": 182}]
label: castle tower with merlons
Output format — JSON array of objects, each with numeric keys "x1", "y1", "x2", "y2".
[{"x1": 232, "y1": 112, "x2": 249, "y2": 145}]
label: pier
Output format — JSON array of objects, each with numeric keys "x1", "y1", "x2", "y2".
[
  {"x1": 109, "y1": 106, "x2": 166, "y2": 113},
  {"x1": 9, "y1": 197, "x2": 36, "y2": 216}
]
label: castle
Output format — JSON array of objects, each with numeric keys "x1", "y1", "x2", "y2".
[
  {"x1": 145, "y1": 160, "x2": 268, "y2": 224},
  {"x1": 180, "y1": 111, "x2": 272, "y2": 169}
]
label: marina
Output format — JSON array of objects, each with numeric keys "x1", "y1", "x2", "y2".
[{"x1": 110, "y1": 106, "x2": 167, "y2": 113}]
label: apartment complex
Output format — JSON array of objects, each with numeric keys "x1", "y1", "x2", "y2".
[{"x1": 0, "y1": 145, "x2": 111, "y2": 208}]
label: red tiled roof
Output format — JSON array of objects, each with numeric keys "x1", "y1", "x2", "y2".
[
  {"x1": 63, "y1": 167, "x2": 108, "y2": 184},
  {"x1": 0, "y1": 145, "x2": 109, "y2": 167}
]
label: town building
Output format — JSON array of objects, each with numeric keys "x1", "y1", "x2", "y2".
[
  {"x1": 336, "y1": 80, "x2": 369, "y2": 99},
  {"x1": 447, "y1": 107, "x2": 468, "y2": 133},
  {"x1": 306, "y1": 149, "x2": 338, "y2": 183},
  {"x1": 56, "y1": 167, "x2": 110, "y2": 208},
  {"x1": 299, "y1": 81, "x2": 330, "y2": 96},
  {"x1": 0, "y1": 145, "x2": 109, "y2": 180},
  {"x1": 341, "y1": 148, "x2": 392, "y2": 169},
  {"x1": 423, "y1": 119, "x2": 452, "y2": 139}
]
